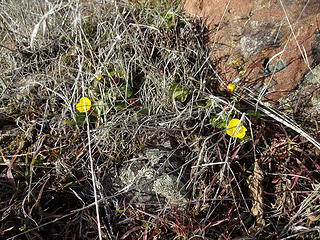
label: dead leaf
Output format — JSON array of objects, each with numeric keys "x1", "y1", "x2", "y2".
[{"x1": 247, "y1": 159, "x2": 265, "y2": 229}]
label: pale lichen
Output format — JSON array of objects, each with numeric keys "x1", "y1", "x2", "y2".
[
  {"x1": 118, "y1": 148, "x2": 187, "y2": 208},
  {"x1": 153, "y1": 174, "x2": 188, "y2": 207}
]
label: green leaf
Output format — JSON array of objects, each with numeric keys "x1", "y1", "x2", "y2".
[
  {"x1": 120, "y1": 85, "x2": 133, "y2": 98},
  {"x1": 308, "y1": 215, "x2": 320, "y2": 222},
  {"x1": 170, "y1": 83, "x2": 189, "y2": 102},
  {"x1": 246, "y1": 110, "x2": 261, "y2": 119},
  {"x1": 138, "y1": 107, "x2": 149, "y2": 115},
  {"x1": 209, "y1": 115, "x2": 226, "y2": 129},
  {"x1": 114, "y1": 102, "x2": 127, "y2": 111},
  {"x1": 75, "y1": 113, "x2": 97, "y2": 125},
  {"x1": 75, "y1": 113, "x2": 86, "y2": 125},
  {"x1": 108, "y1": 68, "x2": 115, "y2": 77},
  {"x1": 63, "y1": 182, "x2": 74, "y2": 188},
  {"x1": 117, "y1": 69, "x2": 124, "y2": 77}
]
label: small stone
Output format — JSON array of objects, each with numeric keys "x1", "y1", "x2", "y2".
[{"x1": 267, "y1": 59, "x2": 286, "y2": 74}]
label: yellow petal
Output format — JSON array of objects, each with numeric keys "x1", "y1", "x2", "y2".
[
  {"x1": 227, "y1": 119, "x2": 240, "y2": 128},
  {"x1": 76, "y1": 97, "x2": 92, "y2": 113},
  {"x1": 237, "y1": 127, "x2": 247, "y2": 139}
]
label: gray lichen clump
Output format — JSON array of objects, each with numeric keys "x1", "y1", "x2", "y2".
[
  {"x1": 118, "y1": 148, "x2": 188, "y2": 208},
  {"x1": 239, "y1": 21, "x2": 281, "y2": 58},
  {"x1": 153, "y1": 174, "x2": 187, "y2": 206}
]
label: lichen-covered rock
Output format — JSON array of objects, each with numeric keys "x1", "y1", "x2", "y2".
[
  {"x1": 183, "y1": 0, "x2": 320, "y2": 102},
  {"x1": 302, "y1": 65, "x2": 320, "y2": 114},
  {"x1": 118, "y1": 148, "x2": 188, "y2": 209},
  {"x1": 279, "y1": 64, "x2": 320, "y2": 116}
]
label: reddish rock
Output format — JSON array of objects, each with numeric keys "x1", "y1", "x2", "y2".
[{"x1": 183, "y1": 0, "x2": 320, "y2": 102}]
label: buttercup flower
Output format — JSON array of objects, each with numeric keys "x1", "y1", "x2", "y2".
[
  {"x1": 227, "y1": 83, "x2": 236, "y2": 93},
  {"x1": 226, "y1": 118, "x2": 247, "y2": 139},
  {"x1": 76, "y1": 97, "x2": 92, "y2": 113},
  {"x1": 96, "y1": 74, "x2": 103, "y2": 81}
]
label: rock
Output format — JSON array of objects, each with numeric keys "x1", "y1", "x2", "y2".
[
  {"x1": 118, "y1": 148, "x2": 188, "y2": 209},
  {"x1": 303, "y1": 65, "x2": 320, "y2": 115},
  {"x1": 182, "y1": 0, "x2": 320, "y2": 104},
  {"x1": 279, "y1": 64, "x2": 320, "y2": 116}
]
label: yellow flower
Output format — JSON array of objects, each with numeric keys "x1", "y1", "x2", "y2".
[
  {"x1": 226, "y1": 119, "x2": 247, "y2": 139},
  {"x1": 96, "y1": 74, "x2": 102, "y2": 81},
  {"x1": 76, "y1": 97, "x2": 92, "y2": 113},
  {"x1": 227, "y1": 83, "x2": 236, "y2": 93}
]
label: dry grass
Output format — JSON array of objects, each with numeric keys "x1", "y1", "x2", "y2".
[{"x1": 0, "y1": 0, "x2": 320, "y2": 239}]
